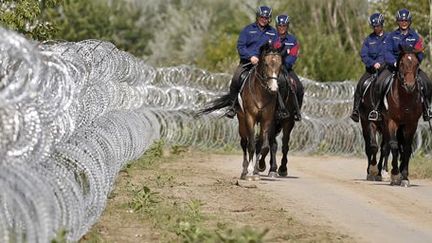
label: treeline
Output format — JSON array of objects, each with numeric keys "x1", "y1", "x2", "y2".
[{"x1": 1, "y1": 0, "x2": 430, "y2": 81}]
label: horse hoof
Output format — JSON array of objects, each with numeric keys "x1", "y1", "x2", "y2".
[
  {"x1": 381, "y1": 171, "x2": 390, "y2": 181},
  {"x1": 390, "y1": 174, "x2": 402, "y2": 186},
  {"x1": 257, "y1": 166, "x2": 266, "y2": 172},
  {"x1": 268, "y1": 172, "x2": 278, "y2": 178},
  {"x1": 257, "y1": 162, "x2": 266, "y2": 172},
  {"x1": 366, "y1": 174, "x2": 375, "y2": 181},
  {"x1": 278, "y1": 168, "x2": 287, "y2": 177},
  {"x1": 369, "y1": 165, "x2": 379, "y2": 176},
  {"x1": 252, "y1": 174, "x2": 260, "y2": 181},
  {"x1": 390, "y1": 180, "x2": 401, "y2": 186},
  {"x1": 401, "y1": 180, "x2": 410, "y2": 187},
  {"x1": 245, "y1": 175, "x2": 254, "y2": 181},
  {"x1": 374, "y1": 175, "x2": 382, "y2": 181}
]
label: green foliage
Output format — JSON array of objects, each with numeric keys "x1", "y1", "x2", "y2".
[
  {"x1": 51, "y1": 228, "x2": 68, "y2": 243},
  {"x1": 134, "y1": 140, "x2": 165, "y2": 168},
  {"x1": 45, "y1": 0, "x2": 152, "y2": 57},
  {"x1": 0, "y1": 0, "x2": 62, "y2": 40},
  {"x1": 128, "y1": 185, "x2": 160, "y2": 213},
  {"x1": 410, "y1": 151, "x2": 432, "y2": 179},
  {"x1": 215, "y1": 225, "x2": 269, "y2": 243},
  {"x1": 171, "y1": 144, "x2": 189, "y2": 155},
  {"x1": 298, "y1": 30, "x2": 363, "y2": 81},
  {"x1": 176, "y1": 222, "x2": 269, "y2": 243}
]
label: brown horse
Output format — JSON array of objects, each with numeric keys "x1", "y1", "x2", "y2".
[
  {"x1": 256, "y1": 71, "x2": 303, "y2": 178},
  {"x1": 199, "y1": 42, "x2": 282, "y2": 180},
  {"x1": 383, "y1": 45, "x2": 423, "y2": 187},
  {"x1": 359, "y1": 72, "x2": 390, "y2": 181}
]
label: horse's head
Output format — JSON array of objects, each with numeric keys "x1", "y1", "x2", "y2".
[
  {"x1": 257, "y1": 41, "x2": 283, "y2": 94},
  {"x1": 397, "y1": 44, "x2": 421, "y2": 92}
]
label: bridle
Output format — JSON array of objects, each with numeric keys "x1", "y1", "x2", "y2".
[
  {"x1": 254, "y1": 51, "x2": 282, "y2": 92},
  {"x1": 396, "y1": 52, "x2": 420, "y2": 92}
]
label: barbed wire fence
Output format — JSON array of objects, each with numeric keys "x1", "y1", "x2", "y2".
[{"x1": 0, "y1": 27, "x2": 431, "y2": 242}]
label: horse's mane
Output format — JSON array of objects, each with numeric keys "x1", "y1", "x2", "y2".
[{"x1": 197, "y1": 41, "x2": 282, "y2": 117}]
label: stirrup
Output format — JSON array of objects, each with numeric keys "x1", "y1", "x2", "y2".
[
  {"x1": 294, "y1": 112, "x2": 302, "y2": 121},
  {"x1": 368, "y1": 110, "x2": 380, "y2": 121},
  {"x1": 423, "y1": 108, "x2": 432, "y2": 121},
  {"x1": 225, "y1": 108, "x2": 236, "y2": 119},
  {"x1": 350, "y1": 110, "x2": 359, "y2": 123},
  {"x1": 277, "y1": 110, "x2": 290, "y2": 120}
]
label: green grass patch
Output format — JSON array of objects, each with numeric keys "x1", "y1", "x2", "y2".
[{"x1": 410, "y1": 151, "x2": 432, "y2": 179}]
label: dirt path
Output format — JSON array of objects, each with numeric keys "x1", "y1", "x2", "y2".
[{"x1": 202, "y1": 154, "x2": 432, "y2": 243}]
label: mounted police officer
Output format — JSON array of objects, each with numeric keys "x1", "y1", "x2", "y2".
[
  {"x1": 369, "y1": 8, "x2": 432, "y2": 121},
  {"x1": 275, "y1": 14, "x2": 303, "y2": 121},
  {"x1": 350, "y1": 13, "x2": 387, "y2": 122},
  {"x1": 225, "y1": 5, "x2": 289, "y2": 119}
]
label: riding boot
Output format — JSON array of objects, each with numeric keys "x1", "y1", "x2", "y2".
[
  {"x1": 368, "y1": 69, "x2": 391, "y2": 121},
  {"x1": 292, "y1": 91, "x2": 302, "y2": 121},
  {"x1": 350, "y1": 88, "x2": 361, "y2": 122},
  {"x1": 225, "y1": 97, "x2": 237, "y2": 119},
  {"x1": 418, "y1": 71, "x2": 432, "y2": 122},
  {"x1": 285, "y1": 70, "x2": 302, "y2": 121},
  {"x1": 276, "y1": 91, "x2": 290, "y2": 120},
  {"x1": 421, "y1": 92, "x2": 432, "y2": 121},
  {"x1": 225, "y1": 83, "x2": 239, "y2": 119},
  {"x1": 225, "y1": 66, "x2": 248, "y2": 119},
  {"x1": 422, "y1": 103, "x2": 432, "y2": 121}
]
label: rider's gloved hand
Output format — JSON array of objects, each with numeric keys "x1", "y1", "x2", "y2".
[
  {"x1": 373, "y1": 63, "x2": 381, "y2": 70},
  {"x1": 250, "y1": 56, "x2": 259, "y2": 65}
]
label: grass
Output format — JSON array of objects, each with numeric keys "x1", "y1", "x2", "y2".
[
  {"x1": 410, "y1": 151, "x2": 432, "y2": 179},
  {"x1": 81, "y1": 141, "x2": 271, "y2": 243}
]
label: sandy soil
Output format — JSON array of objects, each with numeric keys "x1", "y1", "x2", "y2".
[
  {"x1": 203, "y1": 154, "x2": 432, "y2": 243},
  {"x1": 83, "y1": 152, "x2": 432, "y2": 242}
]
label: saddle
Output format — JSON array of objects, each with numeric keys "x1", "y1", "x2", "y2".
[{"x1": 238, "y1": 68, "x2": 254, "y2": 112}]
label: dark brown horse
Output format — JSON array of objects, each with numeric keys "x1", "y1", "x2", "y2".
[
  {"x1": 256, "y1": 72, "x2": 303, "y2": 178},
  {"x1": 359, "y1": 72, "x2": 390, "y2": 181},
  {"x1": 383, "y1": 45, "x2": 423, "y2": 187},
  {"x1": 199, "y1": 42, "x2": 283, "y2": 180}
]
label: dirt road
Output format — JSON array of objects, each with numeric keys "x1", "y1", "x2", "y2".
[{"x1": 201, "y1": 154, "x2": 432, "y2": 243}]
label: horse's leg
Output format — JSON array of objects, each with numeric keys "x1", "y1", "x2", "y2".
[
  {"x1": 399, "y1": 125, "x2": 417, "y2": 187},
  {"x1": 269, "y1": 135, "x2": 278, "y2": 177},
  {"x1": 362, "y1": 122, "x2": 373, "y2": 180},
  {"x1": 246, "y1": 115, "x2": 257, "y2": 180},
  {"x1": 256, "y1": 135, "x2": 266, "y2": 172},
  {"x1": 367, "y1": 123, "x2": 379, "y2": 180},
  {"x1": 387, "y1": 121, "x2": 401, "y2": 186},
  {"x1": 278, "y1": 121, "x2": 294, "y2": 177},
  {"x1": 258, "y1": 120, "x2": 277, "y2": 178},
  {"x1": 255, "y1": 121, "x2": 271, "y2": 177},
  {"x1": 376, "y1": 138, "x2": 389, "y2": 181},
  {"x1": 238, "y1": 115, "x2": 249, "y2": 180}
]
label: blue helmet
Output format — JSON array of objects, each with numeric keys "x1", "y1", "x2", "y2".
[
  {"x1": 275, "y1": 14, "x2": 290, "y2": 26},
  {"x1": 396, "y1": 8, "x2": 412, "y2": 22},
  {"x1": 369, "y1": 13, "x2": 384, "y2": 27},
  {"x1": 256, "y1": 5, "x2": 272, "y2": 19}
]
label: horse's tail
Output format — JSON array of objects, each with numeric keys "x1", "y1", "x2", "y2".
[{"x1": 196, "y1": 93, "x2": 233, "y2": 116}]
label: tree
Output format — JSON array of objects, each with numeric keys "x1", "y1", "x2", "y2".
[
  {"x1": 0, "y1": 0, "x2": 63, "y2": 40},
  {"x1": 44, "y1": 0, "x2": 153, "y2": 57}
]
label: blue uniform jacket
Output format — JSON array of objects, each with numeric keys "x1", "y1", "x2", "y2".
[
  {"x1": 279, "y1": 34, "x2": 299, "y2": 70},
  {"x1": 382, "y1": 28, "x2": 424, "y2": 66},
  {"x1": 360, "y1": 32, "x2": 387, "y2": 68},
  {"x1": 237, "y1": 23, "x2": 278, "y2": 62}
]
